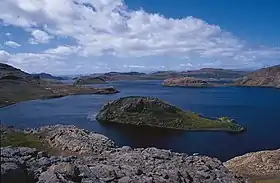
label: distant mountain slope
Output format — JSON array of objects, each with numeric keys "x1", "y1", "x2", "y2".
[
  {"x1": 0, "y1": 63, "x2": 30, "y2": 79},
  {"x1": 31, "y1": 73, "x2": 66, "y2": 80},
  {"x1": 74, "y1": 76, "x2": 107, "y2": 85},
  {"x1": 183, "y1": 68, "x2": 248, "y2": 79},
  {"x1": 80, "y1": 69, "x2": 247, "y2": 81},
  {"x1": 234, "y1": 65, "x2": 280, "y2": 88}
]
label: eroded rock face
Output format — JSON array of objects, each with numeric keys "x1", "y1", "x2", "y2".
[
  {"x1": 224, "y1": 149, "x2": 280, "y2": 178},
  {"x1": 162, "y1": 77, "x2": 211, "y2": 87}
]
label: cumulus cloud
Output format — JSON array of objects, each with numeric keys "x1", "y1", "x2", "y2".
[
  {"x1": 4, "y1": 41, "x2": 21, "y2": 48},
  {"x1": 29, "y1": 29, "x2": 53, "y2": 44},
  {"x1": 0, "y1": 0, "x2": 279, "y2": 73},
  {"x1": 0, "y1": 49, "x2": 68, "y2": 73},
  {"x1": 44, "y1": 45, "x2": 81, "y2": 55}
]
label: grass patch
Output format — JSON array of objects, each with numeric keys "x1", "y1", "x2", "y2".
[
  {"x1": 1, "y1": 130, "x2": 72, "y2": 156},
  {"x1": 1, "y1": 131, "x2": 44, "y2": 149}
]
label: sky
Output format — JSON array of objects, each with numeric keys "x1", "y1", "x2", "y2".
[{"x1": 0, "y1": 0, "x2": 279, "y2": 75}]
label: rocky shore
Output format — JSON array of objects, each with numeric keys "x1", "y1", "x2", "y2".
[
  {"x1": 162, "y1": 77, "x2": 213, "y2": 87},
  {"x1": 234, "y1": 65, "x2": 280, "y2": 88},
  {"x1": 1, "y1": 124, "x2": 247, "y2": 183}
]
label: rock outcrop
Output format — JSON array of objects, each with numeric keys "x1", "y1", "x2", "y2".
[
  {"x1": 162, "y1": 77, "x2": 212, "y2": 87},
  {"x1": 96, "y1": 96, "x2": 245, "y2": 132},
  {"x1": 234, "y1": 65, "x2": 280, "y2": 88},
  {"x1": 1, "y1": 125, "x2": 246, "y2": 183},
  {"x1": 32, "y1": 125, "x2": 116, "y2": 155},
  {"x1": 74, "y1": 76, "x2": 107, "y2": 85},
  {"x1": 224, "y1": 149, "x2": 280, "y2": 178}
]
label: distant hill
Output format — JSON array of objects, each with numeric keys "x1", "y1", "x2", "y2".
[
  {"x1": 73, "y1": 76, "x2": 107, "y2": 85},
  {"x1": 0, "y1": 63, "x2": 30, "y2": 79},
  {"x1": 234, "y1": 65, "x2": 280, "y2": 88},
  {"x1": 182, "y1": 68, "x2": 248, "y2": 79},
  {"x1": 81, "y1": 69, "x2": 247, "y2": 81},
  {"x1": 31, "y1": 73, "x2": 66, "y2": 80}
]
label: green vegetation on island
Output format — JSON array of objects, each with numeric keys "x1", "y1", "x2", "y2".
[{"x1": 96, "y1": 96, "x2": 245, "y2": 132}]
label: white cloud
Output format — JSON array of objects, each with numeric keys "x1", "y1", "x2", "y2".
[
  {"x1": 4, "y1": 41, "x2": 21, "y2": 48},
  {"x1": 0, "y1": 0, "x2": 279, "y2": 73},
  {"x1": 124, "y1": 65, "x2": 145, "y2": 68},
  {"x1": 0, "y1": 49, "x2": 68, "y2": 74},
  {"x1": 5, "y1": 32, "x2": 12, "y2": 37},
  {"x1": 0, "y1": 50, "x2": 11, "y2": 61},
  {"x1": 44, "y1": 45, "x2": 81, "y2": 55},
  {"x1": 29, "y1": 29, "x2": 53, "y2": 44}
]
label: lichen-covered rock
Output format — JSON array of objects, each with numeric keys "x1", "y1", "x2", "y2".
[
  {"x1": 33, "y1": 125, "x2": 116, "y2": 155},
  {"x1": 224, "y1": 149, "x2": 280, "y2": 178},
  {"x1": 96, "y1": 96, "x2": 245, "y2": 132},
  {"x1": 1, "y1": 125, "x2": 247, "y2": 183}
]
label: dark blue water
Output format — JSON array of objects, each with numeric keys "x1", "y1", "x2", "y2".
[{"x1": 1, "y1": 80, "x2": 280, "y2": 161}]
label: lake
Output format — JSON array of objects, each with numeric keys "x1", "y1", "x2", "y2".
[{"x1": 1, "y1": 80, "x2": 280, "y2": 161}]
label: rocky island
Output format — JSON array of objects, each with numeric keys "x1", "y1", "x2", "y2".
[
  {"x1": 234, "y1": 65, "x2": 280, "y2": 88},
  {"x1": 96, "y1": 96, "x2": 244, "y2": 132},
  {"x1": 74, "y1": 76, "x2": 107, "y2": 85},
  {"x1": 0, "y1": 63, "x2": 119, "y2": 107},
  {"x1": 162, "y1": 77, "x2": 213, "y2": 87}
]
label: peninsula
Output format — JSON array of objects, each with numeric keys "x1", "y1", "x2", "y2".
[{"x1": 0, "y1": 63, "x2": 119, "y2": 107}]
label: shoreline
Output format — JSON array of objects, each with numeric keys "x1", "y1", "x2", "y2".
[
  {"x1": 0, "y1": 83, "x2": 119, "y2": 108},
  {"x1": 98, "y1": 120, "x2": 245, "y2": 133}
]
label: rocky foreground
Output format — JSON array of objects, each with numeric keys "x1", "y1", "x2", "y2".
[
  {"x1": 1, "y1": 125, "x2": 247, "y2": 183},
  {"x1": 224, "y1": 149, "x2": 280, "y2": 178}
]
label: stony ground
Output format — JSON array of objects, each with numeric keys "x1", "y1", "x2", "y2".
[
  {"x1": 1, "y1": 125, "x2": 246, "y2": 183},
  {"x1": 224, "y1": 149, "x2": 280, "y2": 178}
]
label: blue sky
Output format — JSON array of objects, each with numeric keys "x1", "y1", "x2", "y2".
[{"x1": 0, "y1": 0, "x2": 279, "y2": 75}]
